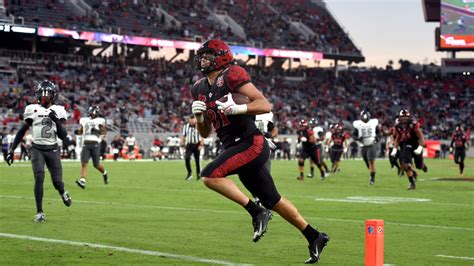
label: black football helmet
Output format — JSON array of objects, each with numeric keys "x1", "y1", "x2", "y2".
[
  {"x1": 195, "y1": 39, "x2": 233, "y2": 74},
  {"x1": 360, "y1": 110, "x2": 370, "y2": 123},
  {"x1": 88, "y1": 106, "x2": 100, "y2": 118},
  {"x1": 35, "y1": 80, "x2": 57, "y2": 107},
  {"x1": 309, "y1": 118, "x2": 318, "y2": 126}
]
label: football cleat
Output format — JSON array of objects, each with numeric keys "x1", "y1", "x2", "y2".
[
  {"x1": 252, "y1": 208, "x2": 272, "y2": 242},
  {"x1": 307, "y1": 174, "x2": 314, "y2": 178},
  {"x1": 305, "y1": 232, "x2": 330, "y2": 264},
  {"x1": 369, "y1": 176, "x2": 375, "y2": 186},
  {"x1": 185, "y1": 174, "x2": 193, "y2": 181},
  {"x1": 422, "y1": 165, "x2": 428, "y2": 173},
  {"x1": 34, "y1": 212, "x2": 46, "y2": 223},
  {"x1": 75, "y1": 179, "x2": 86, "y2": 189},
  {"x1": 62, "y1": 191, "x2": 72, "y2": 207},
  {"x1": 103, "y1": 172, "x2": 109, "y2": 185},
  {"x1": 407, "y1": 184, "x2": 416, "y2": 190}
]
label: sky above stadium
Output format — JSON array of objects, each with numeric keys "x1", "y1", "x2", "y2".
[{"x1": 324, "y1": 0, "x2": 445, "y2": 68}]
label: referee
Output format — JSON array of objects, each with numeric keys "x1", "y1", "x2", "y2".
[{"x1": 181, "y1": 115, "x2": 203, "y2": 180}]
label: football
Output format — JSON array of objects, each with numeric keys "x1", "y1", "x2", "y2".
[{"x1": 218, "y1": 93, "x2": 250, "y2": 104}]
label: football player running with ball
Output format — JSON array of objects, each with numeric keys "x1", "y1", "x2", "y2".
[
  {"x1": 5, "y1": 80, "x2": 72, "y2": 222},
  {"x1": 191, "y1": 39, "x2": 329, "y2": 264}
]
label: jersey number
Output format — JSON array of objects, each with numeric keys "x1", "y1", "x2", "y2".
[
  {"x1": 41, "y1": 118, "x2": 53, "y2": 138},
  {"x1": 207, "y1": 109, "x2": 230, "y2": 130},
  {"x1": 361, "y1": 128, "x2": 373, "y2": 138}
]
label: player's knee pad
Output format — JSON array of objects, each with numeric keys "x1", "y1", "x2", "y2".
[
  {"x1": 298, "y1": 159, "x2": 304, "y2": 167},
  {"x1": 33, "y1": 170, "x2": 45, "y2": 180},
  {"x1": 403, "y1": 164, "x2": 412, "y2": 172}
]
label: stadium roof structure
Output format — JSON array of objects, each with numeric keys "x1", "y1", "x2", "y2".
[{"x1": 423, "y1": 0, "x2": 441, "y2": 22}]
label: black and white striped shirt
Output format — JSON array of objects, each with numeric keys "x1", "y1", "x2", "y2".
[{"x1": 182, "y1": 123, "x2": 201, "y2": 145}]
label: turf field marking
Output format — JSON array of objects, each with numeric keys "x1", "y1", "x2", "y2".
[
  {"x1": 0, "y1": 232, "x2": 251, "y2": 265},
  {"x1": 1, "y1": 195, "x2": 473, "y2": 232},
  {"x1": 435, "y1": 254, "x2": 474, "y2": 261},
  {"x1": 312, "y1": 196, "x2": 431, "y2": 204}
]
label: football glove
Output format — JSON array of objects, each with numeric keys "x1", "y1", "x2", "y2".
[
  {"x1": 5, "y1": 151, "x2": 14, "y2": 166},
  {"x1": 390, "y1": 148, "x2": 398, "y2": 157},
  {"x1": 414, "y1": 146, "x2": 423, "y2": 155},
  {"x1": 91, "y1": 127, "x2": 101, "y2": 137},
  {"x1": 48, "y1": 109, "x2": 60, "y2": 123},
  {"x1": 215, "y1": 93, "x2": 247, "y2": 115},
  {"x1": 191, "y1": 101, "x2": 207, "y2": 122},
  {"x1": 449, "y1": 147, "x2": 453, "y2": 153},
  {"x1": 300, "y1": 137, "x2": 308, "y2": 142}
]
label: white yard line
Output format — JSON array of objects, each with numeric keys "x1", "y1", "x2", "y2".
[
  {"x1": 1, "y1": 195, "x2": 473, "y2": 232},
  {"x1": 0, "y1": 232, "x2": 251, "y2": 265},
  {"x1": 435, "y1": 254, "x2": 474, "y2": 261}
]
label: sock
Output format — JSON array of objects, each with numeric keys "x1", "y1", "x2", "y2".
[
  {"x1": 460, "y1": 162, "x2": 464, "y2": 174},
  {"x1": 370, "y1": 172, "x2": 375, "y2": 180},
  {"x1": 244, "y1": 200, "x2": 261, "y2": 217},
  {"x1": 300, "y1": 172, "x2": 304, "y2": 178},
  {"x1": 310, "y1": 167, "x2": 314, "y2": 176},
  {"x1": 320, "y1": 169, "x2": 325, "y2": 178},
  {"x1": 302, "y1": 224, "x2": 320, "y2": 244},
  {"x1": 408, "y1": 175, "x2": 415, "y2": 185}
]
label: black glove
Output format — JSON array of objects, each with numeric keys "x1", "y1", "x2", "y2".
[
  {"x1": 49, "y1": 109, "x2": 60, "y2": 123},
  {"x1": 91, "y1": 127, "x2": 101, "y2": 136},
  {"x1": 6, "y1": 151, "x2": 14, "y2": 166}
]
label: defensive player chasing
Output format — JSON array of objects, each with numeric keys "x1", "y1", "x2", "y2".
[
  {"x1": 353, "y1": 111, "x2": 380, "y2": 185},
  {"x1": 191, "y1": 39, "x2": 329, "y2": 264},
  {"x1": 391, "y1": 109, "x2": 426, "y2": 190},
  {"x1": 5, "y1": 80, "x2": 72, "y2": 222},
  {"x1": 75, "y1": 106, "x2": 109, "y2": 189},
  {"x1": 450, "y1": 125, "x2": 469, "y2": 176}
]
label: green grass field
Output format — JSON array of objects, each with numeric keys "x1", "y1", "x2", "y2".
[{"x1": 1, "y1": 158, "x2": 473, "y2": 265}]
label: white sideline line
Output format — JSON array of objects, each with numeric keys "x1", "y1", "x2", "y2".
[
  {"x1": 2, "y1": 195, "x2": 474, "y2": 232},
  {"x1": 0, "y1": 233, "x2": 251, "y2": 265},
  {"x1": 436, "y1": 254, "x2": 474, "y2": 261}
]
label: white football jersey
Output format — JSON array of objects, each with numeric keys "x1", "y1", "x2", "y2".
[
  {"x1": 126, "y1": 136, "x2": 136, "y2": 146},
  {"x1": 255, "y1": 112, "x2": 274, "y2": 134},
  {"x1": 24, "y1": 104, "x2": 67, "y2": 146},
  {"x1": 79, "y1": 116, "x2": 106, "y2": 143},
  {"x1": 312, "y1": 126, "x2": 324, "y2": 145},
  {"x1": 353, "y1": 118, "x2": 379, "y2": 146}
]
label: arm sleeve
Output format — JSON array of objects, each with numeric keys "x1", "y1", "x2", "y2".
[
  {"x1": 56, "y1": 120, "x2": 67, "y2": 140},
  {"x1": 226, "y1": 65, "x2": 251, "y2": 92},
  {"x1": 10, "y1": 122, "x2": 31, "y2": 152}
]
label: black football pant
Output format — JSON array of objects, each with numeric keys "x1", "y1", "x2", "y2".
[
  {"x1": 185, "y1": 144, "x2": 201, "y2": 176},
  {"x1": 30, "y1": 145, "x2": 65, "y2": 213}
]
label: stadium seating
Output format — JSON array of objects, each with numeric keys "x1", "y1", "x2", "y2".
[
  {"x1": 0, "y1": 49, "x2": 471, "y2": 141},
  {"x1": 6, "y1": 0, "x2": 361, "y2": 54}
]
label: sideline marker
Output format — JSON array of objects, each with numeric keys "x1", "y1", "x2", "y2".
[{"x1": 365, "y1": 219, "x2": 384, "y2": 266}]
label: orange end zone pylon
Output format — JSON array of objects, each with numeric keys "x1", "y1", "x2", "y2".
[{"x1": 365, "y1": 219, "x2": 384, "y2": 266}]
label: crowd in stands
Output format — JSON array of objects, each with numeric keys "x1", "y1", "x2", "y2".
[
  {"x1": 4, "y1": 0, "x2": 361, "y2": 55},
  {"x1": 1, "y1": 50, "x2": 472, "y2": 141}
]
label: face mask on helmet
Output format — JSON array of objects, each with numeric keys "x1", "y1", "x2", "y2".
[
  {"x1": 195, "y1": 40, "x2": 233, "y2": 75},
  {"x1": 360, "y1": 111, "x2": 370, "y2": 122},
  {"x1": 89, "y1": 106, "x2": 100, "y2": 118},
  {"x1": 35, "y1": 81, "x2": 57, "y2": 107}
]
